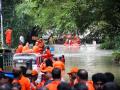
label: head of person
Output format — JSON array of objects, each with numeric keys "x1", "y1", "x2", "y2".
[
  {"x1": 103, "y1": 82, "x2": 119, "y2": 90},
  {"x1": 45, "y1": 59, "x2": 53, "y2": 67},
  {"x1": 57, "y1": 82, "x2": 71, "y2": 90},
  {"x1": 53, "y1": 57, "x2": 58, "y2": 62},
  {"x1": 42, "y1": 66, "x2": 53, "y2": 80},
  {"x1": 20, "y1": 66, "x2": 27, "y2": 76},
  {"x1": 52, "y1": 68, "x2": 61, "y2": 80},
  {"x1": 46, "y1": 46, "x2": 50, "y2": 50},
  {"x1": 67, "y1": 67, "x2": 79, "y2": 82},
  {"x1": 12, "y1": 67, "x2": 22, "y2": 79},
  {"x1": 74, "y1": 83, "x2": 88, "y2": 90},
  {"x1": 31, "y1": 70, "x2": 38, "y2": 81},
  {"x1": 26, "y1": 42, "x2": 29, "y2": 47},
  {"x1": 0, "y1": 84, "x2": 11, "y2": 90},
  {"x1": 77, "y1": 69, "x2": 88, "y2": 82},
  {"x1": 35, "y1": 41, "x2": 39, "y2": 46},
  {"x1": 12, "y1": 83, "x2": 21, "y2": 90},
  {"x1": 104, "y1": 72, "x2": 114, "y2": 82},
  {"x1": 59, "y1": 57, "x2": 62, "y2": 61},
  {"x1": 92, "y1": 73, "x2": 106, "y2": 90}
]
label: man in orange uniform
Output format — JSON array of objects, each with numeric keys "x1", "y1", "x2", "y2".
[
  {"x1": 67, "y1": 67, "x2": 79, "y2": 87},
  {"x1": 53, "y1": 60, "x2": 65, "y2": 71},
  {"x1": 12, "y1": 67, "x2": 30, "y2": 90},
  {"x1": 43, "y1": 46, "x2": 52, "y2": 59},
  {"x1": 41, "y1": 66, "x2": 53, "y2": 86},
  {"x1": 5, "y1": 28, "x2": 12, "y2": 46},
  {"x1": 46, "y1": 68, "x2": 61, "y2": 90},
  {"x1": 16, "y1": 43, "x2": 23, "y2": 53},
  {"x1": 37, "y1": 38, "x2": 44, "y2": 53},
  {"x1": 37, "y1": 66, "x2": 53, "y2": 90},
  {"x1": 75, "y1": 69, "x2": 95, "y2": 90},
  {"x1": 53, "y1": 60, "x2": 65, "y2": 81},
  {"x1": 33, "y1": 42, "x2": 40, "y2": 53},
  {"x1": 31, "y1": 70, "x2": 38, "y2": 90},
  {"x1": 22, "y1": 42, "x2": 30, "y2": 53}
]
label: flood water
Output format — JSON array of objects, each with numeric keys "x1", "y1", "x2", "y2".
[{"x1": 53, "y1": 44, "x2": 120, "y2": 84}]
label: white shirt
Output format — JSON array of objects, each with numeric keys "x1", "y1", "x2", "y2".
[{"x1": 19, "y1": 35, "x2": 24, "y2": 44}]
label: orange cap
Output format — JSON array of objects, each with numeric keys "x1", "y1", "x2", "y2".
[
  {"x1": 67, "y1": 67, "x2": 79, "y2": 74},
  {"x1": 53, "y1": 61, "x2": 65, "y2": 70},
  {"x1": 32, "y1": 70, "x2": 38, "y2": 76},
  {"x1": 41, "y1": 66, "x2": 53, "y2": 73}
]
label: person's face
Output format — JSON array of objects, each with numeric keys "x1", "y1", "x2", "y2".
[
  {"x1": 69, "y1": 73, "x2": 77, "y2": 82},
  {"x1": 94, "y1": 81, "x2": 104, "y2": 90}
]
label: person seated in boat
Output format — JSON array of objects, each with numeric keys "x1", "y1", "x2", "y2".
[
  {"x1": 22, "y1": 42, "x2": 32, "y2": 53},
  {"x1": 16, "y1": 42, "x2": 23, "y2": 53},
  {"x1": 33, "y1": 41, "x2": 40, "y2": 53},
  {"x1": 42, "y1": 46, "x2": 52, "y2": 59},
  {"x1": 37, "y1": 38, "x2": 45, "y2": 53}
]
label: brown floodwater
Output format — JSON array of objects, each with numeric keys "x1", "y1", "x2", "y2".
[{"x1": 53, "y1": 44, "x2": 120, "y2": 84}]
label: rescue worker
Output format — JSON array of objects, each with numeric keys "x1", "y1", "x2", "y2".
[
  {"x1": 76, "y1": 69, "x2": 94, "y2": 90},
  {"x1": 12, "y1": 67, "x2": 30, "y2": 90},
  {"x1": 37, "y1": 38, "x2": 44, "y2": 53},
  {"x1": 16, "y1": 43, "x2": 23, "y2": 53},
  {"x1": 22, "y1": 42, "x2": 30, "y2": 53},
  {"x1": 41, "y1": 66, "x2": 53, "y2": 86},
  {"x1": 53, "y1": 60, "x2": 65, "y2": 71},
  {"x1": 46, "y1": 68, "x2": 61, "y2": 90},
  {"x1": 53, "y1": 60, "x2": 65, "y2": 81},
  {"x1": 67, "y1": 67, "x2": 79, "y2": 87},
  {"x1": 5, "y1": 28, "x2": 12, "y2": 47},
  {"x1": 43, "y1": 46, "x2": 52, "y2": 59},
  {"x1": 33, "y1": 41, "x2": 40, "y2": 53},
  {"x1": 38, "y1": 66, "x2": 53, "y2": 90},
  {"x1": 31, "y1": 70, "x2": 38, "y2": 90}
]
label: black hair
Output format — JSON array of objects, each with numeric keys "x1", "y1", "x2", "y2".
[
  {"x1": 103, "y1": 82, "x2": 119, "y2": 90},
  {"x1": 53, "y1": 57, "x2": 58, "y2": 61},
  {"x1": 74, "y1": 83, "x2": 88, "y2": 90},
  {"x1": 92, "y1": 73, "x2": 106, "y2": 84},
  {"x1": 12, "y1": 68, "x2": 22, "y2": 78},
  {"x1": 57, "y1": 82, "x2": 71, "y2": 90},
  {"x1": 52, "y1": 68, "x2": 61, "y2": 79},
  {"x1": 20, "y1": 66, "x2": 27, "y2": 76},
  {"x1": 77, "y1": 69, "x2": 88, "y2": 80},
  {"x1": 45, "y1": 59, "x2": 53, "y2": 67},
  {"x1": 46, "y1": 46, "x2": 50, "y2": 49},
  {"x1": 104, "y1": 72, "x2": 114, "y2": 82},
  {"x1": 59, "y1": 57, "x2": 62, "y2": 60}
]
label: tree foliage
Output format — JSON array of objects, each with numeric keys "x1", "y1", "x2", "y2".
[{"x1": 2, "y1": 0, "x2": 120, "y2": 48}]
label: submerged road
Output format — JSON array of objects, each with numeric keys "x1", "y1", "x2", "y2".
[{"x1": 52, "y1": 44, "x2": 120, "y2": 83}]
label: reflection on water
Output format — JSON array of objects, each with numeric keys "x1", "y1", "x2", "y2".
[{"x1": 53, "y1": 44, "x2": 120, "y2": 84}]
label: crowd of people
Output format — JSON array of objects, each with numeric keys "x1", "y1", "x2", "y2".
[
  {"x1": 0, "y1": 56, "x2": 119, "y2": 90},
  {"x1": 16, "y1": 38, "x2": 45, "y2": 54},
  {"x1": 0, "y1": 37, "x2": 119, "y2": 90}
]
